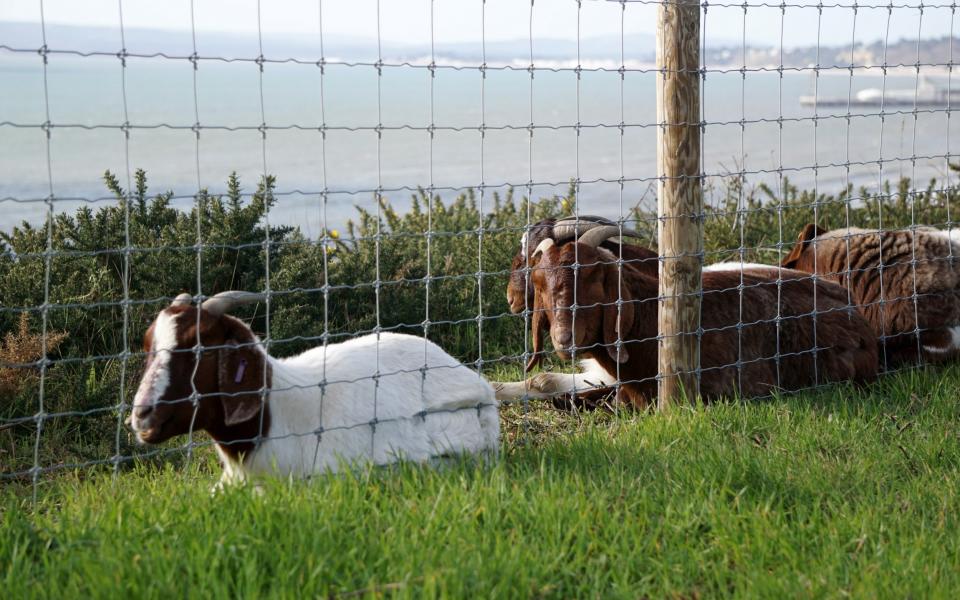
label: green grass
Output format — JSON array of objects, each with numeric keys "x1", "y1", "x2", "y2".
[{"x1": 3, "y1": 366, "x2": 960, "y2": 598}]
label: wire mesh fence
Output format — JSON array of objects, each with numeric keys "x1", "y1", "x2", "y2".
[{"x1": 2, "y1": 0, "x2": 959, "y2": 493}]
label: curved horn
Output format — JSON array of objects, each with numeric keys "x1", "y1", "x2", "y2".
[
  {"x1": 532, "y1": 238, "x2": 555, "y2": 258},
  {"x1": 577, "y1": 224, "x2": 642, "y2": 249},
  {"x1": 170, "y1": 293, "x2": 193, "y2": 307},
  {"x1": 201, "y1": 291, "x2": 268, "y2": 316},
  {"x1": 551, "y1": 215, "x2": 614, "y2": 243},
  {"x1": 519, "y1": 218, "x2": 557, "y2": 254}
]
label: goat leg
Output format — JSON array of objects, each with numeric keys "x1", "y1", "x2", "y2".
[{"x1": 492, "y1": 370, "x2": 611, "y2": 402}]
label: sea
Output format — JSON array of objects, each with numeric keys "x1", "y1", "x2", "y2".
[{"x1": 3, "y1": 53, "x2": 959, "y2": 237}]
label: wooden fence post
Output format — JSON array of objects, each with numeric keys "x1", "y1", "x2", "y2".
[{"x1": 656, "y1": 0, "x2": 703, "y2": 408}]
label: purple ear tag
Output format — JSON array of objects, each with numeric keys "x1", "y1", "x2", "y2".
[{"x1": 234, "y1": 358, "x2": 247, "y2": 383}]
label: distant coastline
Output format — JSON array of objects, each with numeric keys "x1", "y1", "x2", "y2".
[{"x1": 4, "y1": 21, "x2": 960, "y2": 72}]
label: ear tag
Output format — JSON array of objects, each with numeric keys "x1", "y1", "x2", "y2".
[{"x1": 234, "y1": 358, "x2": 247, "y2": 383}]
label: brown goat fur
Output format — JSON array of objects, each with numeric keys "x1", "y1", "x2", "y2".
[
  {"x1": 782, "y1": 223, "x2": 960, "y2": 365},
  {"x1": 532, "y1": 242, "x2": 878, "y2": 407},
  {"x1": 132, "y1": 306, "x2": 271, "y2": 462}
]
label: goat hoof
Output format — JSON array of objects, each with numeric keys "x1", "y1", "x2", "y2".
[{"x1": 530, "y1": 373, "x2": 554, "y2": 393}]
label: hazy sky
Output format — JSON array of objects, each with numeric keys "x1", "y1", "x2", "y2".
[{"x1": 2, "y1": 0, "x2": 955, "y2": 49}]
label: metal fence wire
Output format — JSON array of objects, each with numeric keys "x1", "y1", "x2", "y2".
[{"x1": 1, "y1": 0, "x2": 958, "y2": 493}]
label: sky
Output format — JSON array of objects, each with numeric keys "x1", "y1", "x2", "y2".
[{"x1": 1, "y1": 0, "x2": 956, "y2": 49}]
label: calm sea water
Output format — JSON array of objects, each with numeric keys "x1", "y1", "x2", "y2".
[{"x1": 3, "y1": 54, "x2": 959, "y2": 237}]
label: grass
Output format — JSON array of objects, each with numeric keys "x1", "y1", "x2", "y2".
[{"x1": 3, "y1": 365, "x2": 960, "y2": 598}]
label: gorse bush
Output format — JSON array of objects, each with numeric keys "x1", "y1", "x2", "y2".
[
  {"x1": 270, "y1": 185, "x2": 561, "y2": 360},
  {"x1": 694, "y1": 174, "x2": 960, "y2": 264},
  {"x1": 1, "y1": 168, "x2": 958, "y2": 477}
]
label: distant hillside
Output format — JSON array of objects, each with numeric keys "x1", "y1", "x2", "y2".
[
  {"x1": 3, "y1": 22, "x2": 956, "y2": 69},
  {"x1": 0, "y1": 21, "x2": 727, "y2": 65},
  {"x1": 708, "y1": 36, "x2": 960, "y2": 69},
  {"x1": 0, "y1": 22, "x2": 660, "y2": 63}
]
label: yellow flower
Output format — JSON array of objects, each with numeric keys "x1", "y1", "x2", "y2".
[{"x1": 329, "y1": 229, "x2": 340, "y2": 239}]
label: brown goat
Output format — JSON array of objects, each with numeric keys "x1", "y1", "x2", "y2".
[
  {"x1": 505, "y1": 216, "x2": 657, "y2": 381},
  {"x1": 529, "y1": 231, "x2": 878, "y2": 408},
  {"x1": 782, "y1": 223, "x2": 960, "y2": 366},
  {"x1": 506, "y1": 216, "x2": 658, "y2": 314}
]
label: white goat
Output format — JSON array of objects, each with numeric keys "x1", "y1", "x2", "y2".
[{"x1": 129, "y1": 291, "x2": 499, "y2": 487}]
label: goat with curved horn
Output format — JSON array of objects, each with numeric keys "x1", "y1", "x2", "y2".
[
  {"x1": 498, "y1": 215, "x2": 659, "y2": 406},
  {"x1": 496, "y1": 233, "x2": 879, "y2": 409},
  {"x1": 201, "y1": 291, "x2": 269, "y2": 316}
]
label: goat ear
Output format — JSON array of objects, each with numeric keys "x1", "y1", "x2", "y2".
[
  {"x1": 603, "y1": 274, "x2": 634, "y2": 364},
  {"x1": 525, "y1": 294, "x2": 546, "y2": 373},
  {"x1": 217, "y1": 318, "x2": 268, "y2": 426},
  {"x1": 782, "y1": 223, "x2": 825, "y2": 269},
  {"x1": 797, "y1": 223, "x2": 827, "y2": 243}
]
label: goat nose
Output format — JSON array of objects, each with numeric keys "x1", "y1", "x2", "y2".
[
  {"x1": 134, "y1": 404, "x2": 154, "y2": 420},
  {"x1": 555, "y1": 331, "x2": 572, "y2": 347}
]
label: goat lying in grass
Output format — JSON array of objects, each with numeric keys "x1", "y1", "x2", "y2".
[
  {"x1": 497, "y1": 216, "x2": 657, "y2": 404},
  {"x1": 128, "y1": 291, "x2": 499, "y2": 487},
  {"x1": 500, "y1": 225, "x2": 879, "y2": 408},
  {"x1": 782, "y1": 223, "x2": 960, "y2": 366}
]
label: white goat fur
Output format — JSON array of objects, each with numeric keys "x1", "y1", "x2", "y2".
[
  {"x1": 215, "y1": 332, "x2": 499, "y2": 485},
  {"x1": 493, "y1": 358, "x2": 615, "y2": 401}
]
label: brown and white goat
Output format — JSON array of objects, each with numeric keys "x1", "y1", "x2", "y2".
[
  {"x1": 497, "y1": 216, "x2": 658, "y2": 403},
  {"x1": 782, "y1": 224, "x2": 960, "y2": 365},
  {"x1": 506, "y1": 215, "x2": 658, "y2": 315},
  {"x1": 504, "y1": 226, "x2": 878, "y2": 407},
  {"x1": 128, "y1": 291, "x2": 499, "y2": 487}
]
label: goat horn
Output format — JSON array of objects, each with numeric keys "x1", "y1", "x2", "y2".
[
  {"x1": 201, "y1": 291, "x2": 268, "y2": 316},
  {"x1": 532, "y1": 238, "x2": 555, "y2": 257},
  {"x1": 170, "y1": 293, "x2": 193, "y2": 307},
  {"x1": 577, "y1": 224, "x2": 641, "y2": 249},
  {"x1": 520, "y1": 218, "x2": 558, "y2": 254},
  {"x1": 552, "y1": 215, "x2": 614, "y2": 242}
]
